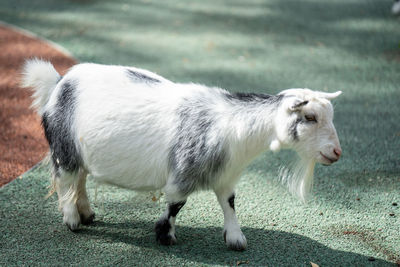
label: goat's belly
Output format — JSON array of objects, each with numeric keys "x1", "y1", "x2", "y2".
[
  {"x1": 76, "y1": 105, "x2": 175, "y2": 191},
  {"x1": 88, "y1": 164, "x2": 168, "y2": 191},
  {"x1": 94, "y1": 174, "x2": 167, "y2": 191},
  {"x1": 79, "y1": 132, "x2": 171, "y2": 191}
]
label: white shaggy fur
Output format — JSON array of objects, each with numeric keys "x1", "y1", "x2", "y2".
[
  {"x1": 21, "y1": 59, "x2": 61, "y2": 116},
  {"x1": 22, "y1": 59, "x2": 342, "y2": 250}
]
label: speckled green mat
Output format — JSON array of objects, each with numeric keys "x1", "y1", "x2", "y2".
[{"x1": 1, "y1": 0, "x2": 399, "y2": 266}]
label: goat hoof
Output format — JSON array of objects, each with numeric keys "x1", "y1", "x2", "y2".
[
  {"x1": 80, "y1": 212, "x2": 95, "y2": 225},
  {"x1": 65, "y1": 221, "x2": 81, "y2": 232},
  {"x1": 224, "y1": 230, "x2": 247, "y2": 251},
  {"x1": 155, "y1": 219, "x2": 177, "y2": 246},
  {"x1": 157, "y1": 233, "x2": 177, "y2": 246},
  {"x1": 63, "y1": 209, "x2": 81, "y2": 232}
]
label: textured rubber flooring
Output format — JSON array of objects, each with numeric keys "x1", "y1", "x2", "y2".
[{"x1": 0, "y1": 0, "x2": 399, "y2": 266}]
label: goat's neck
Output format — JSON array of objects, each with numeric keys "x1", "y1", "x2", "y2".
[{"x1": 226, "y1": 103, "x2": 277, "y2": 162}]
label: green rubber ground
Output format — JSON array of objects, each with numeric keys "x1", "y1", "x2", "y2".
[{"x1": 1, "y1": 0, "x2": 399, "y2": 266}]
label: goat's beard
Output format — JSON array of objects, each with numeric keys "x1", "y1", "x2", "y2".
[{"x1": 279, "y1": 156, "x2": 316, "y2": 202}]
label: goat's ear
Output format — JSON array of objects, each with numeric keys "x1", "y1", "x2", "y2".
[
  {"x1": 289, "y1": 99, "x2": 309, "y2": 111},
  {"x1": 317, "y1": 91, "x2": 342, "y2": 100}
]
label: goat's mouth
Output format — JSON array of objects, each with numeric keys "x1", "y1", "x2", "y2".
[{"x1": 319, "y1": 152, "x2": 337, "y2": 166}]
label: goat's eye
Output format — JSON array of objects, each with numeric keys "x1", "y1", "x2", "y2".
[{"x1": 304, "y1": 114, "x2": 317, "y2": 122}]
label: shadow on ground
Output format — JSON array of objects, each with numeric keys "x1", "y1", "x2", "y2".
[{"x1": 75, "y1": 220, "x2": 392, "y2": 266}]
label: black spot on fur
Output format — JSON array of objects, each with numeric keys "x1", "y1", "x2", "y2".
[
  {"x1": 168, "y1": 201, "x2": 186, "y2": 218},
  {"x1": 126, "y1": 69, "x2": 160, "y2": 84},
  {"x1": 228, "y1": 194, "x2": 235, "y2": 210},
  {"x1": 289, "y1": 117, "x2": 302, "y2": 141},
  {"x1": 155, "y1": 201, "x2": 186, "y2": 245},
  {"x1": 169, "y1": 99, "x2": 227, "y2": 195},
  {"x1": 224, "y1": 92, "x2": 283, "y2": 105},
  {"x1": 42, "y1": 80, "x2": 81, "y2": 173},
  {"x1": 155, "y1": 201, "x2": 185, "y2": 246}
]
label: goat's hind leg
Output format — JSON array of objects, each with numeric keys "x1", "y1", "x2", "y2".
[
  {"x1": 76, "y1": 169, "x2": 95, "y2": 225},
  {"x1": 54, "y1": 168, "x2": 94, "y2": 230},
  {"x1": 54, "y1": 169, "x2": 81, "y2": 231}
]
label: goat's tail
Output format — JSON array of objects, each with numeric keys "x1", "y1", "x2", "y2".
[{"x1": 21, "y1": 58, "x2": 61, "y2": 116}]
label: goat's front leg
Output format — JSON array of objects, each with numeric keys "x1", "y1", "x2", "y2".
[{"x1": 215, "y1": 189, "x2": 247, "y2": 251}]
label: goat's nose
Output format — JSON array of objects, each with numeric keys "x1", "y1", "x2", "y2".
[{"x1": 333, "y1": 148, "x2": 342, "y2": 158}]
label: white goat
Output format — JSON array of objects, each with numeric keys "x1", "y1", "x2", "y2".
[{"x1": 22, "y1": 59, "x2": 342, "y2": 251}]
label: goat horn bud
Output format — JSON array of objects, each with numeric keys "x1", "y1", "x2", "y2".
[{"x1": 317, "y1": 91, "x2": 342, "y2": 100}]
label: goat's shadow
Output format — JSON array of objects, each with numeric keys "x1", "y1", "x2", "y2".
[{"x1": 77, "y1": 220, "x2": 392, "y2": 266}]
